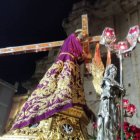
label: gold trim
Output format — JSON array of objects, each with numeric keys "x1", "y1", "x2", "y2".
[{"x1": 59, "y1": 52, "x2": 75, "y2": 59}]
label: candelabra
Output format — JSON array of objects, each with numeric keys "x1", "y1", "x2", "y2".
[{"x1": 97, "y1": 25, "x2": 139, "y2": 140}]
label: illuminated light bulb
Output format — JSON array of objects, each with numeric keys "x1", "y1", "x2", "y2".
[
  {"x1": 117, "y1": 41, "x2": 128, "y2": 50},
  {"x1": 100, "y1": 27, "x2": 116, "y2": 46},
  {"x1": 106, "y1": 32, "x2": 110, "y2": 36},
  {"x1": 120, "y1": 45, "x2": 125, "y2": 50}
]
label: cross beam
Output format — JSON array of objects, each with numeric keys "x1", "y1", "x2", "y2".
[{"x1": 0, "y1": 15, "x2": 100, "y2": 56}]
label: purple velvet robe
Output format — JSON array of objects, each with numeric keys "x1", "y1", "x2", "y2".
[{"x1": 11, "y1": 33, "x2": 85, "y2": 129}]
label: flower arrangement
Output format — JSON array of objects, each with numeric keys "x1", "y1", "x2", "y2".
[
  {"x1": 117, "y1": 99, "x2": 140, "y2": 140},
  {"x1": 123, "y1": 99, "x2": 136, "y2": 117},
  {"x1": 117, "y1": 122, "x2": 140, "y2": 140}
]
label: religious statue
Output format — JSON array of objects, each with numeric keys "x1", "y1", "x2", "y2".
[
  {"x1": 97, "y1": 64, "x2": 125, "y2": 140},
  {"x1": 6, "y1": 29, "x2": 93, "y2": 140}
]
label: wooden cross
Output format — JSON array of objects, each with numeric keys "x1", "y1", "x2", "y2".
[{"x1": 0, "y1": 14, "x2": 100, "y2": 56}]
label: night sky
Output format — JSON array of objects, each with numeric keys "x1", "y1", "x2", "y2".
[{"x1": 0, "y1": 0, "x2": 81, "y2": 84}]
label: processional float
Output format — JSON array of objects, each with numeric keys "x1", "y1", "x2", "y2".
[
  {"x1": 0, "y1": 14, "x2": 139, "y2": 140},
  {"x1": 0, "y1": 14, "x2": 101, "y2": 140}
]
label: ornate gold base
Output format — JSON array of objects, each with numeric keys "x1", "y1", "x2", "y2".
[{"x1": 1, "y1": 107, "x2": 89, "y2": 140}]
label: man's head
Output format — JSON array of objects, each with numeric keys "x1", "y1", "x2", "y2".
[{"x1": 75, "y1": 29, "x2": 88, "y2": 42}]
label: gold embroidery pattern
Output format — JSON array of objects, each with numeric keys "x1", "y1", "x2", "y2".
[{"x1": 12, "y1": 60, "x2": 85, "y2": 129}]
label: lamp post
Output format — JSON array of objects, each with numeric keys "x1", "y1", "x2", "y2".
[
  {"x1": 118, "y1": 50, "x2": 124, "y2": 140},
  {"x1": 116, "y1": 40, "x2": 137, "y2": 140},
  {"x1": 116, "y1": 41, "x2": 129, "y2": 140}
]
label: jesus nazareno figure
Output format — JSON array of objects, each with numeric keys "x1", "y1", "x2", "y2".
[{"x1": 11, "y1": 29, "x2": 91, "y2": 130}]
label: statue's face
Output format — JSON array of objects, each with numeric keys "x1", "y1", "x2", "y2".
[
  {"x1": 109, "y1": 67, "x2": 117, "y2": 77},
  {"x1": 77, "y1": 32, "x2": 87, "y2": 42}
]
